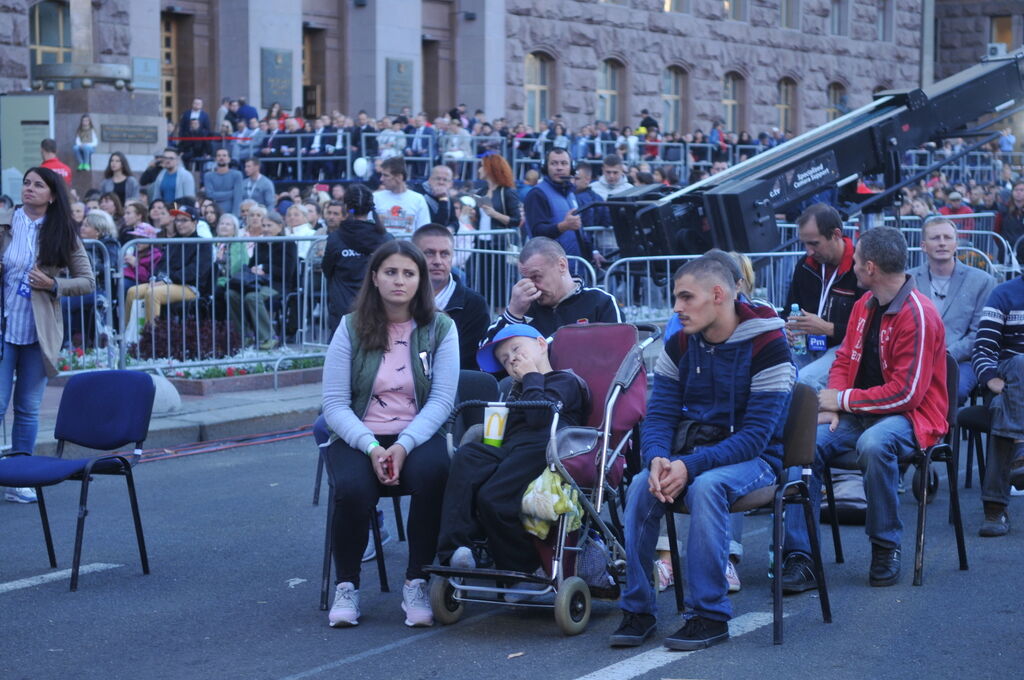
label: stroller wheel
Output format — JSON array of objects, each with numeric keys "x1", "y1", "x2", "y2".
[
  {"x1": 554, "y1": 576, "x2": 591, "y2": 636},
  {"x1": 429, "y1": 576, "x2": 464, "y2": 625}
]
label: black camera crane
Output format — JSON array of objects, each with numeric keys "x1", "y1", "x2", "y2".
[{"x1": 605, "y1": 51, "x2": 1024, "y2": 257}]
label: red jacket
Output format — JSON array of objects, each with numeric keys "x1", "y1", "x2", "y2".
[{"x1": 829, "y1": 277, "x2": 948, "y2": 449}]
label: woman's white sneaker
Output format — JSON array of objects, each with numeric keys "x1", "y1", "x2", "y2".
[
  {"x1": 328, "y1": 582, "x2": 360, "y2": 627},
  {"x1": 401, "y1": 579, "x2": 434, "y2": 627}
]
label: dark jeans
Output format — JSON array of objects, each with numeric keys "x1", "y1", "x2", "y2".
[
  {"x1": 982, "y1": 355, "x2": 1024, "y2": 506},
  {"x1": 324, "y1": 433, "x2": 449, "y2": 587},
  {"x1": 437, "y1": 433, "x2": 548, "y2": 574}
]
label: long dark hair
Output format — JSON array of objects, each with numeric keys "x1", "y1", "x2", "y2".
[
  {"x1": 24, "y1": 166, "x2": 78, "y2": 268},
  {"x1": 343, "y1": 183, "x2": 385, "y2": 234},
  {"x1": 104, "y1": 151, "x2": 134, "y2": 179},
  {"x1": 352, "y1": 240, "x2": 435, "y2": 352}
]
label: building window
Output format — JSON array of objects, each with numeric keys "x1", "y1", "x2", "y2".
[
  {"x1": 723, "y1": 0, "x2": 744, "y2": 20},
  {"x1": 826, "y1": 82, "x2": 847, "y2": 121},
  {"x1": 991, "y1": 16, "x2": 1013, "y2": 49},
  {"x1": 780, "y1": 0, "x2": 799, "y2": 29},
  {"x1": 524, "y1": 52, "x2": 551, "y2": 131},
  {"x1": 661, "y1": 67, "x2": 686, "y2": 133},
  {"x1": 877, "y1": 0, "x2": 893, "y2": 41},
  {"x1": 830, "y1": 0, "x2": 848, "y2": 36},
  {"x1": 722, "y1": 71, "x2": 745, "y2": 132},
  {"x1": 664, "y1": 0, "x2": 689, "y2": 11},
  {"x1": 29, "y1": 0, "x2": 71, "y2": 65},
  {"x1": 598, "y1": 59, "x2": 623, "y2": 126},
  {"x1": 161, "y1": 14, "x2": 179, "y2": 122},
  {"x1": 776, "y1": 78, "x2": 797, "y2": 133}
]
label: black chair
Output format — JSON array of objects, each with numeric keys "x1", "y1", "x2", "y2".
[
  {"x1": 664, "y1": 383, "x2": 831, "y2": 645},
  {"x1": 0, "y1": 370, "x2": 156, "y2": 591},
  {"x1": 315, "y1": 369, "x2": 499, "y2": 609},
  {"x1": 956, "y1": 402, "x2": 990, "y2": 488},
  {"x1": 823, "y1": 353, "x2": 968, "y2": 585}
]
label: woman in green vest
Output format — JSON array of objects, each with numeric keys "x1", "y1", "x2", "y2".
[{"x1": 321, "y1": 238, "x2": 459, "y2": 629}]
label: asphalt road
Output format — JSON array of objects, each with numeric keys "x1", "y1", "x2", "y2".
[{"x1": 2, "y1": 436, "x2": 1022, "y2": 680}]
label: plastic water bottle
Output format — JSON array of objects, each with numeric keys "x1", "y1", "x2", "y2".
[{"x1": 789, "y1": 303, "x2": 807, "y2": 355}]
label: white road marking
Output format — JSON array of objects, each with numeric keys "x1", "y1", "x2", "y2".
[
  {"x1": 286, "y1": 578, "x2": 307, "y2": 588},
  {"x1": 573, "y1": 611, "x2": 776, "y2": 680},
  {"x1": 0, "y1": 563, "x2": 123, "y2": 595}
]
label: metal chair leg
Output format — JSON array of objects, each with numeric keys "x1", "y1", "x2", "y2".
[
  {"x1": 392, "y1": 496, "x2": 406, "y2": 543},
  {"x1": 977, "y1": 431, "x2": 988, "y2": 484},
  {"x1": 312, "y1": 454, "x2": 324, "y2": 506},
  {"x1": 35, "y1": 486, "x2": 57, "y2": 568},
  {"x1": 822, "y1": 468, "x2": 844, "y2": 564},
  {"x1": 664, "y1": 506, "x2": 684, "y2": 614},
  {"x1": 320, "y1": 485, "x2": 335, "y2": 611},
  {"x1": 772, "y1": 491, "x2": 785, "y2": 645},
  {"x1": 802, "y1": 492, "x2": 832, "y2": 625},
  {"x1": 946, "y1": 455, "x2": 969, "y2": 571},
  {"x1": 123, "y1": 466, "x2": 150, "y2": 575},
  {"x1": 913, "y1": 459, "x2": 930, "y2": 587},
  {"x1": 372, "y1": 509, "x2": 389, "y2": 593},
  {"x1": 70, "y1": 475, "x2": 93, "y2": 592},
  {"x1": 964, "y1": 429, "x2": 975, "y2": 489}
]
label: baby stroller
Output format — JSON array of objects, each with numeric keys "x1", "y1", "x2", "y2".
[{"x1": 424, "y1": 322, "x2": 659, "y2": 635}]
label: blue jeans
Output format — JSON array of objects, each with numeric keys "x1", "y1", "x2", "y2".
[
  {"x1": 784, "y1": 413, "x2": 916, "y2": 555},
  {"x1": 956, "y1": 359, "x2": 978, "y2": 406},
  {"x1": 0, "y1": 342, "x2": 49, "y2": 452},
  {"x1": 620, "y1": 457, "x2": 776, "y2": 622},
  {"x1": 73, "y1": 144, "x2": 95, "y2": 166},
  {"x1": 795, "y1": 345, "x2": 838, "y2": 391}
]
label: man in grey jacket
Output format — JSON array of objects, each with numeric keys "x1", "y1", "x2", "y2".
[
  {"x1": 908, "y1": 215, "x2": 995, "y2": 404},
  {"x1": 242, "y1": 158, "x2": 276, "y2": 210},
  {"x1": 203, "y1": 149, "x2": 244, "y2": 215},
  {"x1": 147, "y1": 148, "x2": 196, "y2": 205}
]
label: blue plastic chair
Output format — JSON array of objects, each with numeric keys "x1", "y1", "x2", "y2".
[{"x1": 0, "y1": 370, "x2": 156, "y2": 591}]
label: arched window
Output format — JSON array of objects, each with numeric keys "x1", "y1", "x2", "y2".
[
  {"x1": 776, "y1": 78, "x2": 797, "y2": 134},
  {"x1": 524, "y1": 52, "x2": 552, "y2": 130},
  {"x1": 598, "y1": 59, "x2": 623, "y2": 125},
  {"x1": 723, "y1": 0, "x2": 745, "y2": 20},
  {"x1": 826, "y1": 82, "x2": 847, "y2": 121},
  {"x1": 661, "y1": 67, "x2": 687, "y2": 134},
  {"x1": 722, "y1": 71, "x2": 745, "y2": 133},
  {"x1": 29, "y1": 0, "x2": 71, "y2": 65}
]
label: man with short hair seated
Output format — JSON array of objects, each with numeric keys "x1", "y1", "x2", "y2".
[
  {"x1": 908, "y1": 215, "x2": 995, "y2": 405},
  {"x1": 610, "y1": 255, "x2": 795, "y2": 651},
  {"x1": 781, "y1": 227, "x2": 947, "y2": 591},
  {"x1": 412, "y1": 224, "x2": 489, "y2": 369},
  {"x1": 481, "y1": 236, "x2": 620, "y2": 351}
]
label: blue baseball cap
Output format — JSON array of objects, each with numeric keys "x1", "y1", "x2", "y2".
[{"x1": 476, "y1": 324, "x2": 544, "y2": 373}]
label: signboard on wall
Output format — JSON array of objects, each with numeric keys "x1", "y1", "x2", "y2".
[
  {"x1": 261, "y1": 48, "x2": 293, "y2": 110},
  {"x1": 132, "y1": 57, "x2": 160, "y2": 91},
  {"x1": 0, "y1": 94, "x2": 55, "y2": 198},
  {"x1": 385, "y1": 59, "x2": 413, "y2": 115}
]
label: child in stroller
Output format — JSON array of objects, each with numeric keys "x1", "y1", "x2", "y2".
[{"x1": 436, "y1": 323, "x2": 590, "y2": 579}]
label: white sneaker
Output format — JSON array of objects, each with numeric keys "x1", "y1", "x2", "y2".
[
  {"x1": 4, "y1": 487, "x2": 37, "y2": 504},
  {"x1": 401, "y1": 579, "x2": 433, "y2": 627},
  {"x1": 726, "y1": 559, "x2": 742, "y2": 593},
  {"x1": 328, "y1": 582, "x2": 360, "y2": 627},
  {"x1": 450, "y1": 546, "x2": 476, "y2": 570},
  {"x1": 655, "y1": 558, "x2": 674, "y2": 592}
]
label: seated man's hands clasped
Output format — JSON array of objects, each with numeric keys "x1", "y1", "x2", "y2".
[{"x1": 648, "y1": 457, "x2": 689, "y2": 504}]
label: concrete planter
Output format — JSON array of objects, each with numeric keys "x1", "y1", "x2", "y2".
[{"x1": 168, "y1": 366, "x2": 323, "y2": 396}]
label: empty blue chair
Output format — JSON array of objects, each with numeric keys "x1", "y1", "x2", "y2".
[{"x1": 0, "y1": 370, "x2": 156, "y2": 591}]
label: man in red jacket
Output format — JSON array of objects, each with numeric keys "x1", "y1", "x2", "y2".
[{"x1": 781, "y1": 227, "x2": 948, "y2": 590}]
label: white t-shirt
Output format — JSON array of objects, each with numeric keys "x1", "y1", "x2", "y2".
[{"x1": 373, "y1": 189, "x2": 431, "y2": 235}]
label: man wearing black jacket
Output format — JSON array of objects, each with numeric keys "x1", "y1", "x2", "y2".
[
  {"x1": 412, "y1": 224, "x2": 489, "y2": 369},
  {"x1": 417, "y1": 165, "x2": 459, "y2": 231},
  {"x1": 481, "y1": 236, "x2": 621, "y2": 352},
  {"x1": 784, "y1": 203, "x2": 867, "y2": 388}
]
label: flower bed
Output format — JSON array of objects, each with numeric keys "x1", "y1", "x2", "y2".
[{"x1": 166, "y1": 358, "x2": 325, "y2": 396}]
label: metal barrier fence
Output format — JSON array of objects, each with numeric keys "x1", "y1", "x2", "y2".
[
  {"x1": 902, "y1": 148, "x2": 1024, "y2": 184},
  {"x1": 359, "y1": 132, "x2": 509, "y2": 181},
  {"x1": 58, "y1": 238, "x2": 118, "y2": 373}
]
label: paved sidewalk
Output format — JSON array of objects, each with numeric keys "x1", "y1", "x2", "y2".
[{"x1": 9, "y1": 379, "x2": 323, "y2": 456}]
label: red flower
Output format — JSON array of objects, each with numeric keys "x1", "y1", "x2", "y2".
[
  {"x1": 238, "y1": 368, "x2": 248, "y2": 375},
  {"x1": 226, "y1": 367, "x2": 235, "y2": 377},
  {"x1": 74, "y1": 347, "x2": 85, "y2": 358}
]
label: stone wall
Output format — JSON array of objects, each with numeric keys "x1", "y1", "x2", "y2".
[
  {"x1": 935, "y1": 1, "x2": 1021, "y2": 80},
  {"x1": 506, "y1": 0, "x2": 923, "y2": 134},
  {"x1": 0, "y1": 0, "x2": 31, "y2": 94}
]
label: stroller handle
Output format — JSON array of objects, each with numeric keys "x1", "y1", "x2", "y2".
[{"x1": 445, "y1": 399, "x2": 562, "y2": 427}]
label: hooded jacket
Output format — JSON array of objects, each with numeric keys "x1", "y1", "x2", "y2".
[
  {"x1": 321, "y1": 219, "x2": 394, "y2": 333},
  {"x1": 784, "y1": 237, "x2": 866, "y2": 349},
  {"x1": 642, "y1": 301, "x2": 796, "y2": 479}
]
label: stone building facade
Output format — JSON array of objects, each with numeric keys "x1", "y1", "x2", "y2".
[
  {"x1": 0, "y1": 0, "x2": 934, "y2": 187},
  {"x1": 934, "y1": 1, "x2": 1024, "y2": 80}
]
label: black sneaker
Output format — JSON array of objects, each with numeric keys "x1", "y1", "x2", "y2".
[
  {"x1": 780, "y1": 552, "x2": 817, "y2": 594},
  {"x1": 868, "y1": 544, "x2": 901, "y2": 587},
  {"x1": 664, "y1": 615, "x2": 729, "y2": 651},
  {"x1": 609, "y1": 611, "x2": 657, "y2": 647},
  {"x1": 979, "y1": 506, "x2": 1010, "y2": 537}
]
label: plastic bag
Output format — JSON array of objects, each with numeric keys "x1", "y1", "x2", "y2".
[{"x1": 520, "y1": 468, "x2": 582, "y2": 539}]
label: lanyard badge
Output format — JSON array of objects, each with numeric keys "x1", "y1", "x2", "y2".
[{"x1": 16, "y1": 271, "x2": 33, "y2": 299}]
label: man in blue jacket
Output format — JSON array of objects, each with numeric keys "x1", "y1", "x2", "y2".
[
  {"x1": 524, "y1": 147, "x2": 594, "y2": 275},
  {"x1": 610, "y1": 255, "x2": 795, "y2": 651}
]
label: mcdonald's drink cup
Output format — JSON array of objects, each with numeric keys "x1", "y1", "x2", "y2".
[{"x1": 483, "y1": 406, "x2": 510, "y2": 447}]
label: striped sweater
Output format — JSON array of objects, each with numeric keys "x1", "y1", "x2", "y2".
[{"x1": 972, "y1": 276, "x2": 1024, "y2": 386}]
